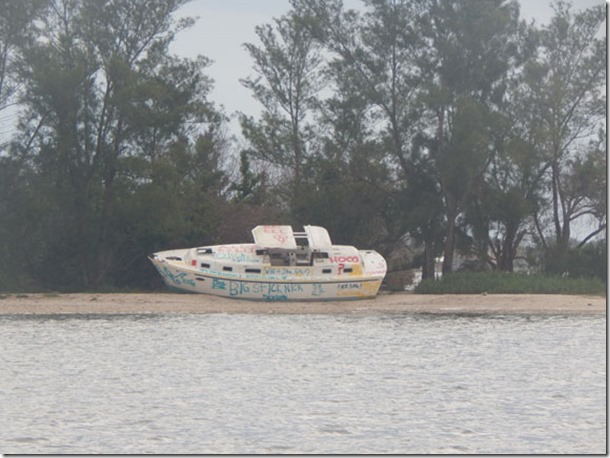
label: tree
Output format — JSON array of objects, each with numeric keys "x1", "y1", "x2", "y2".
[
  {"x1": 240, "y1": 8, "x2": 323, "y2": 219},
  {"x1": 541, "y1": 133, "x2": 607, "y2": 274},
  {"x1": 295, "y1": 0, "x2": 442, "y2": 273},
  {"x1": 420, "y1": 0, "x2": 524, "y2": 274},
  {"x1": 303, "y1": 0, "x2": 429, "y2": 172},
  {"x1": 5, "y1": 0, "x2": 219, "y2": 290},
  {"x1": 402, "y1": 142, "x2": 445, "y2": 279},
  {"x1": 466, "y1": 98, "x2": 544, "y2": 272},
  {"x1": 525, "y1": 1, "x2": 606, "y2": 274},
  {"x1": 567, "y1": 133, "x2": 607, "y2": 249},
  {"x1": 472, "y1": 42, "x2": 544, "y2": 272},
  {"x1": 111, "y1": 128, "x2": 230, "y2": 289},
  {"x1": 0, "y1": 0, "x2": 50, "y2": 290}
]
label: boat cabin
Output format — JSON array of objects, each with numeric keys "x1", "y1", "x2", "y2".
[
  {"x1": 182, "y1": 225, "x2": 363, "y2": 274},
  {"x1": 249, "y1": 225, "x2": 331, "y2": 267}
]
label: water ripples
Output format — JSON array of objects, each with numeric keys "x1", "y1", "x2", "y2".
[{"x1": 0, "y1": 313, "x2": 605, "y2": 454}]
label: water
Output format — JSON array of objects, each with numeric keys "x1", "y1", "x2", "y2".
[{"x1": 0, "y1": 312, "x2": 606, "y2": 454}]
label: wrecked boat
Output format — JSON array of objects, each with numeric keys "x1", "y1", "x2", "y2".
[{"x1": 149, "y1": 225, "x2": 387, "y2": 301}]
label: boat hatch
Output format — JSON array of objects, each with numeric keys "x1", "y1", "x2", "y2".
[
  {"x1": 252, "y1": 225, "x2": 297, "y2": 249},
  {"x1": 304, "y1": 225, "x2": 332, "y2": 248}
]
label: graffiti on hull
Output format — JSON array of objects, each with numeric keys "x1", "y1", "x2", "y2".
[
  {"x1": 212, "y1": 279, "x2": 305, "y2": 299},
  {"x1": 159, "y1": 266, "x2": 196, "y2": 287}
]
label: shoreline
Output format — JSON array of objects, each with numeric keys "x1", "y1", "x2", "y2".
[{"x1": 0, "y1": 292, "x2": 605, "y2": 315}]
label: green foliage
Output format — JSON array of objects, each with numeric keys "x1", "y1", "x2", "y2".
[
  {"x1": 565, "y1": 240, "x2": 607, "y2": 283},
  {"x1": 541, "y1": 238, "x2": 609, "y2": 282},
  {"x1": 230, "y1": 150, "x2": 266, "y2": 205},
  {"x1": 415, "y1": 271, "x2": 605, "y2": 295},
  {"x1": 0, "y1": 0, "x2": 223, "y2": 292},
  {"x1": 297, "y1": 146, "x2": 392, "y2": 248}
]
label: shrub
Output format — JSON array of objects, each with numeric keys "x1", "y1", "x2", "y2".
[{"x1": 414, "y1": 271, "x2": 605, "y2": 295}]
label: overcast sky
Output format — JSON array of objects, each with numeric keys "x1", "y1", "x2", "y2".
[{"x1": 170, "y1": 0, "x2": 606, "y2": 123}]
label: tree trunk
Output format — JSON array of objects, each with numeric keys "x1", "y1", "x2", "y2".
[
  {"x1": 498, "y1": 239, "x2": 514, "y2": 272},
  {"x1": 442, "y1": 215, "x2": 455, "y2": 274},
  {"x1": 442, "y1": 186, "x2": 457, "y2": 274},
  {"x1": 93, "y1": 117, "x2": 123, "y2": 287},
  {"x1": 422, "y1": 237, "x2": 436, "y2": 280}
]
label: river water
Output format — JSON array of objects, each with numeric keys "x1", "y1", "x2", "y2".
[{"x1": 0, "y1": 312, "x2": 606, "y2": 454}]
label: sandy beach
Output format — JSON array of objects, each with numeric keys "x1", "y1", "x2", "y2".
[{"x1": 0, "y1": 292, "x2": 605, "y2": 315}]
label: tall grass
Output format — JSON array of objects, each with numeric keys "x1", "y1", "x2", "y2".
[{"x1": 414, "y1": 271, "x2": 606, "y2": 295}]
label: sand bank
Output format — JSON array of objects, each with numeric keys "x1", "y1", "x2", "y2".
[{"x1": 0, "y1": 292, "x2": 605, "y2": 315}]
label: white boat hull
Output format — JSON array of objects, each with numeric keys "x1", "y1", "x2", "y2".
[{"x1": 149, "y1": 256, "x2": 384, "y2": 301}]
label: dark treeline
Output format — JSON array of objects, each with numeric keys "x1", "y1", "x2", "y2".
[{"x1": 0, "y1": 0, "x2": 605, "y2": 292}]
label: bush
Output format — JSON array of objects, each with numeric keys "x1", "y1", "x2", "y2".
[
  {"x1": 414, "y1": 271, "x2": 605, "y2": 295},
  {"x1": 565, "y1": 240, "x2": 607, "y2": 283}
]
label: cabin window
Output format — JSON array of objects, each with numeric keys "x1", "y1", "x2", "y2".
[
  {"x1": 200, "y1": 263, "x2": 211, "y2": 269},
  {"x1": 223, "y1": 266, "x2": 233, "y2": 272},
  {"x1": 343, "y1": 268, "x2": 353, "y2": 273},
  {"x1": 197, "y1": 247, "x2": 213, "y2": 254},
  {"x1": 195, "y1": 277, "x2": 206, "y2": 282},
  {"x1": 245, "y1": 268, "x2": 261, "y2": 274},
  {"x1": 313, "y1": 252, "x2": 329, "y2": 259},
  {"x1": 166, "y1": 256, "x2": 182, "y2": 261},
  {"x1": 322, "y1": 268, "x2": 332, "y2": 274}
]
